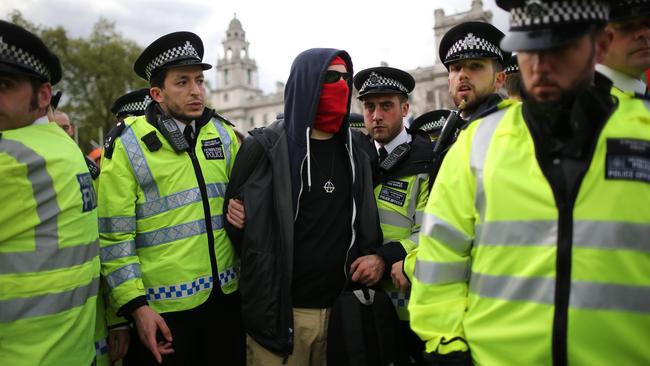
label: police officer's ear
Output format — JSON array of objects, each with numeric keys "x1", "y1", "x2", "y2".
[
  {"x1": 399, "y1": 96, "x2": 410, "y2": 118},
  {"x1": 594, "y1": 26, "x2": 613, "y2": 64},
  {"x1": 492, "y1": 60, "x2": 507, "y2": 90},
  {"x1": 150, "y1": 87, "x2": 164, "y2": 104},
  {"x1": 34, "y1": 81, "x2": 52, "y2": 112}
]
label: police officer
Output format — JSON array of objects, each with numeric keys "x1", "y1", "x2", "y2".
[
  {"x1": 110, "y1": 88, "x2": 152, "y2": 123},
  {"x1": 353, "y1": 66, "x2": 434, "y2": 365},
  {"x1": 97, "y1": 31, "x2": 243, "y2": 365},
  {"x1": 439, "y1": 21, "x2": 511, "y2": 122},
  {"x1": 410, "y1": 0, "x2": 650, "y2": 365},
  {"x1": 597, "y1": 0, "x2": 650, "y2": 96},
  {"x1": 409, "y1": 109, "x2": 454, "y2": 143},
  {"x1": 432, "y1": 22, "x2": 513, "y2": 183},
  {"x1": 504, "y1": 54, "x2": 522, "y2": 100},
  {"x1": 0, "y1": 20, "x2": 100, "y2": 365}
]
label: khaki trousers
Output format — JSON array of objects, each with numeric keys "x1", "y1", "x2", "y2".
[{"x1": 248, "y1": 308, "x2": 330, "y2": 366}]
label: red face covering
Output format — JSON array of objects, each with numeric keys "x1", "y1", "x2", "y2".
[{"x1": 314, "y1": 56, "x2": 349, "y2": 133}]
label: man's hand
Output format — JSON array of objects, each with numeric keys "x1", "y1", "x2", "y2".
[
  {"x1": 350, "y1": 254, "x2": 385, "y2": 286},
  {"x1": 226, "y1": 198, "x2": 246, "y2": 229},
  {"x1": 132, "y1": 306, "x2": 174, "y2": 364},
  {"x1": 391, "y1": 260, "x2": 410, "y2": 293},
  {"x1": 107, "y1": 327, "x2": 130, "y2": 362}
]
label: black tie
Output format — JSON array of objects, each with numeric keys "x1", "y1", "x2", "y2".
[
  {"x1": 184, "y1": 124, "x2": 194, "y2": 148},
  {"x1": 378, "y1": 147, "x2": 388, "y2": 163}
]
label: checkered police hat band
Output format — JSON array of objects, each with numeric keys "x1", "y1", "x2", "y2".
[
  {"x1": 117, "y1": 96, "x2": 152, "y2": 115},
  {"x1": 505, "y1": 64, "x2": 519, "y2": 73},
  {"x1": 510, "y1": 0, "x2": 609, "y2": 28},
  {"x1": 0, "y1": 36, "x2": 51, "y2": 80},
  {"x1": 360, "y1": 72, "x2": 409, "y2": 94},
  {"x1": 421, "y1": 116, "x2": 447, "y2": 132},
  {"x1": 145, "y1": 41, "x2": 201, "y2": 79},
  {"x1": 445, "y1": 33, "x2": 503, "y2": 63}
]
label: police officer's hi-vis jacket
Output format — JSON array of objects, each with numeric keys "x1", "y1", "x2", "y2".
[
  {"x1": 98, "y1": 104, "x2": 239, "y2": 316},
  {"x1": 0, "y1": 122, "x2": 100, "y2": 365},
  {"x1": 409, "y1": 93, "x2": 650, "y2": 365}
]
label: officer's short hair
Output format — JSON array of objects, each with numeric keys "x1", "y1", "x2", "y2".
[
  {"x1": 150, "y1": 69, "x2": 168, "y2": 89},
  {"x1": 505, "y1": 72, "x2": 522, "y2": 98}
]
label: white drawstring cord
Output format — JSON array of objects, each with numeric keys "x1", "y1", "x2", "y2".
[{"x1": 306, "y1": 126, "x2": 312, "y2": 192}]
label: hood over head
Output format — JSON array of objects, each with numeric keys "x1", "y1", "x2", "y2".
[{"x1": 282, "y1": 48, "x2": 354, "y2": 212}]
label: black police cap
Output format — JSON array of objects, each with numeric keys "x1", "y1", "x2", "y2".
[
  {"x1": 134, "y1": 31, "x2": 211, "y2": 81},
  {"x1": 0, "y1": 20, "x2": 62, "y2": 84},
  {"x1": 439, "y1": 21, "x2": 510, "y2": 69},
  {"x1": 505, "y1": 54, "x2": 519, "y2": 75},
  {"x1": 497, "y1": 0, "x2": 610, "y2": 52},
  {"x1": 110, "y1": 88, "x2": 152, "y2": 118},
  {"x1": 610, "y1": 0, "x2": 650, "y2": 21},
  {"x1": 354, "y1": 66, "x2": 415, "y2": 98},
  {"x1": 410, "y1": 109, "x2": 453, "y2": 134},
  {"x1": 348, "y1": 112, "x2": 365, "y2": 129}
]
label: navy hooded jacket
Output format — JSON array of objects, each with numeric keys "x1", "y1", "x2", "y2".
[
  {"x1": 284, "y1": 48, "x2": 354, "y2": 213},
  {"x1": 223, "y1": 48, "x2": 382, "y2": 357}
]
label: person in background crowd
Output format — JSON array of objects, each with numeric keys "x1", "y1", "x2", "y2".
[{"x1": 597, "y1": 0, "x2": 650, "y2": 96}]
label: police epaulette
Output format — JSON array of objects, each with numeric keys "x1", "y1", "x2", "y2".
[
  {"x1": 103, "y1": 122, "x2": 127, "y2": 159},
  {"x1": 213, "y1": 111, "x2": 234, "y2": 127},
  {"x1": 85, "y1": 156, "x2": 101, "y2": 180}
]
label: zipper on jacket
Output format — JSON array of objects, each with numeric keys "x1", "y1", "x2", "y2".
[
  {"x1": 187, "y1": 148, "x2": 219, "y2": 284},
  {"x1": 342, "y1": 139, "x2": 357, "y2": 279},
  {"x1": 546, "y1": 120, "x2": 610, "y2": 366}
]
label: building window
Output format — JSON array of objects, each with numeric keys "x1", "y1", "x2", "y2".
[
  {"x1": 263, "y1": 114, "x2": 268, "y2": 124},
  {"x1": 223, "y1": 93, "x2": 229, "y2": 102},
  {"x1": 224, "y1": 69, "x2": 229, "y2": 85},
  {"x1": 247, "y1": 69, "x2": 252, "y2": 85},
  {"x1": 250, "y1": 117, "x2": 255, "y2": 128},
  {"x1": 226, "y1": 48, "x2": 232, "y2": 60}
]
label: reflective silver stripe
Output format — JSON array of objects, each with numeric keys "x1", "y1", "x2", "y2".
[
  {"x1": 470, "y1": 109, "x2": 507, "y2": 221},
  {"x1": 415, "y1": 259, "x2": 470, "y2": 285},
  {"x1": 0, "y1": 139, "x2": 98, "y2": 274},
  {"x1": 135, "y1": 183, "x2": 227, "y2": 218},
  {"x1": 105, "y1": 263, "x2": 141, "y2": 289},
  {"x1": 470, "y1": 272, "x2": 650, "y2": 313},
  {"x1": 379, "y1": 208, "x2": 412, "y2": 229},
  {"x1": 415, "y1": 211, "x2": 423, "y2": 225},
  {"x1": 145, "y1": 266, "x2": 238, "y2": 301},
  {"x1": 100, "y1": 240, "x2": 136, "y2": 262},
  {"x1": 121, "y1": 126, "x2": 160, "y2": 201},
  {"x1": 98, "y1": 216, "x2": 136, "y2": 233},
  {"x1": 476, "y1": 220, "x2": 650, "y2": 252},
  {"x1": 571, "y1": 281, "x2": 650, "y2": 313},
  {"x1": 408, "y1": 231, "x2": 420, "y2": 246},
  {"x1": 0, "y1": 240, "x2": 99, "y2": 275},
  {"x1": 573, "y1": 221, "x2": 650, "y2": 252},
  {"x1": 0, "y1": 276, "x2": 99, "y2": 323},
  {"x1": 421, "y1": 213, "x2": 473, "y2": 254},
  {"x1": 469, "y1": 272, "x2": 555, "y2": 304},
  {"x1": 212, "y1": 119, "x2": 233, "y2": 169},
  {"x1": 135, "y1": 215, "x2": 223, "y2": 248},
  {"x1": 476, "y1": 220, "x2": 557, "y2": 247}
]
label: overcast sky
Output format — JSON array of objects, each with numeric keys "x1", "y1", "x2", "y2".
[{"x1": 1, "y1": 0, "x2": 509, "y2": 93}]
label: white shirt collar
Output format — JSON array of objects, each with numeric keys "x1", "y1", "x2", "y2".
[
  {"x1": 32, "y1": 115, "x2": 49, "y2": 126},
  {"x1": 174, "y1": 119, "x2": 196, "y2": 136},
  {"x1": 374, "y1": 126, "x2": 411, "y2": 154},
  {"x1": 596, "y1": 64, "x2": 647, "y2": 95}
]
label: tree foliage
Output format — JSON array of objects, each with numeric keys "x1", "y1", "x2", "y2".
[{"x1": 7, "y1": 10, "x2": 147, "y2": 152}]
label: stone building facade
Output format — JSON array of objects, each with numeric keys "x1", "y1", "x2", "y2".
[{"x1": 210, "y1": 1, "x2": 492, "y2": 132}]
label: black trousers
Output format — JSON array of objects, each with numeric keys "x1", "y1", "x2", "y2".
[
  {"x1": 401, "y1": 320, "x2": 425, "y2": 366},
  {"x1": 124, "y1": 289, "x2": 245, "y2": 366}
]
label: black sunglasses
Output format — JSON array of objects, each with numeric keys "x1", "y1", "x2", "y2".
[{"x1": 324, "y1": 70, "x2": 351, "y2": 84}]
